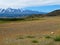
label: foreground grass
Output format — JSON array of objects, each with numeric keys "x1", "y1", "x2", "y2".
[{"x1": 3, "y1": 34, "x2": 60, "y2": 45}]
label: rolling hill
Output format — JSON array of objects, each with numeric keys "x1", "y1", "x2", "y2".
[{"x1": 46, "y1": 9, "x2": 60, "y2": 16}]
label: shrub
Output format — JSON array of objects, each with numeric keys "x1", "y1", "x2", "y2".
[
  {"x1": 32, "y1": 40, "x2": 39, "y2": 43},
  {"x1": 16, "y1": 36, "x2": 24, "y2": 39},
  {"x1": 26, "y1": 35, "x2": 35, "y2": 38},
  {"x1": 45, "y1": 35, "x2": 51, "y2": 39},
  {"x1": 54, "y1": 35, "x2": 60, "y2": 41}
]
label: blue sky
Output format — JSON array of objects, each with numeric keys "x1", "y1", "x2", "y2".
[
  {"x1": 25, "y1": 5, "x2": 60, "y2": 12},
  {"x1": 0, "y1": 0, "x2": 60, "y2": 12}
]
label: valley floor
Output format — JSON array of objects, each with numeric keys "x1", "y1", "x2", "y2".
[{"x1": 0, "y1": 16, "x2": 60, "y2": 45}]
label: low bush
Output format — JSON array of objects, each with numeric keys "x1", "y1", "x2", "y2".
[
  {"x1": 26, "y1": 35, "x2": 35, "y2": 38},
  {"x1": 45, "y1": 35, "x2": 51, "y2": 39},
  {"x1": 32, "y1": 40, "x2": 39, "y2": 43},
  {"x1": 16, "y1": 36, "x2": 24, "y2": 39},
  {"x1": 53, "y1": 35, "x2": 60, "y2": 41}
]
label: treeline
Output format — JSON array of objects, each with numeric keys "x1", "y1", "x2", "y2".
[{"x1": 0, "y1": 18, "x2": 26, "y2": 21}]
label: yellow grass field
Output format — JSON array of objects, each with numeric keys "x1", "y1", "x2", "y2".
[{"x1": 0, "y1": 16, "x2": 60, "y2": 45}]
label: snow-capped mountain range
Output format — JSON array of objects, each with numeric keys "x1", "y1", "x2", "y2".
[{"x1": 0, "y1": 8, "x2": 45, "y2": 18}]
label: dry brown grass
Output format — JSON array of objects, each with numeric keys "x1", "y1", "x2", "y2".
[{"x1": 0, "y1": 16, "x2": 60, "y2": 45}]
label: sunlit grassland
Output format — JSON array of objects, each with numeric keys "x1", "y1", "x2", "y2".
[{"x1": 0, "y1": 16, "x2": 60, "y2": 45}]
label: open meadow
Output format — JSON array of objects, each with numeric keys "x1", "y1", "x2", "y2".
[{"x1": 0, "y1": 16, "x2": 60, "y2": 45}]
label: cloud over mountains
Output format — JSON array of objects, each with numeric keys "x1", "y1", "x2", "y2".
[{"x1": 0, "y1": 0, "x2": 60, "y2": 8}]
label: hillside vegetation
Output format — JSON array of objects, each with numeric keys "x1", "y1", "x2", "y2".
[{"x1": 46, "y1": 9, "x2": 60, "y2": 16}]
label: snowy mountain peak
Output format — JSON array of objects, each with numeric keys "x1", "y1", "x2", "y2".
[{"x1": 0, "y1": 8, "x2": 45, "y2": 18}]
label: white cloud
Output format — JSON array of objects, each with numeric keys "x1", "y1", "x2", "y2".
[{"x1": 0, "y1": 0, "x2": 60, "y2": 8}]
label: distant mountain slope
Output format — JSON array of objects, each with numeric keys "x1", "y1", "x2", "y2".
[
  {"x1": 26, "y1": 9, "x2": 60, "y2": 18},
  {"x1": 46, "y1": 9, "x2": 60, "y2": 16}
]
